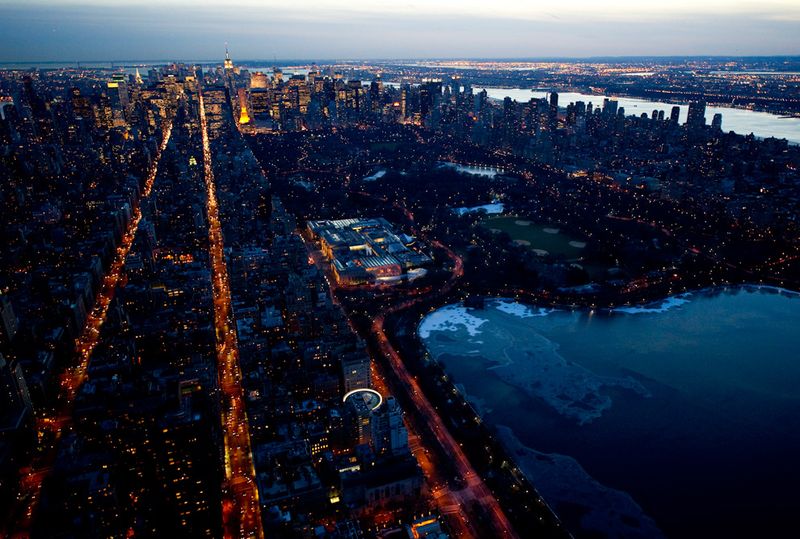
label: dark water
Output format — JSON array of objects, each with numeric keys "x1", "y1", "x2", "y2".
[{"x1": 419, "y1": 287, "x2": 800, "y2": 538}]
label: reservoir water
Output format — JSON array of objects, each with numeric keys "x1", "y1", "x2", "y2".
[
  {"x1": 418, "y1": 286, "x2": 800, "y2": 538},
  {"x1": 475, "y1": 87, "x2": 800, "y2": 144}
]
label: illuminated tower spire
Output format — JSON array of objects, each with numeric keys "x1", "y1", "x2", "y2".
[
  {"x1": 224, "y1": 43, "x2": 234, "y2": 71},
  {"x1": 134, "y1": 67, "x2": 143, "y2": 85}
]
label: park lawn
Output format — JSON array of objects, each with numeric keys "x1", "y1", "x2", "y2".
[{"x1": 483, "y1": 216, "x2": 587, "y2": 260}]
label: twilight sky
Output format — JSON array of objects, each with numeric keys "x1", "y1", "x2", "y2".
[{"x1": 0, "y1": 0, "x2": 798, "y2": 62}]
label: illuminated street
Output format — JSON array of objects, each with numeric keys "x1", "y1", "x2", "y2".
[
  {"x1": 198, "y1": 86, "x2": 264, "y2": 539},
  {"x1": 369, "y1": 245, "x2": 520, "y2": 538},
  {"x1": 6, "y1": 120, "x2": 174, "y2": 538}
]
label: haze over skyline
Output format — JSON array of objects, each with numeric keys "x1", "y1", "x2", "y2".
[{"x1": 1, "y1": 0, "x2": 799, "y2": 62}]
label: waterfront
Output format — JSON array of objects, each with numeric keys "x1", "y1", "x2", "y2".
[
  {"x1": 418, "y1": 286, "x2": 800, "y2": 537},
  {"x1": 476, "y1": 87, "x2": 800, "y2": 144}
]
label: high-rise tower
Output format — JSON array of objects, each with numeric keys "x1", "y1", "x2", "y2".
[
  {"x1": 223, "y1": 43, "x2": 234, "y2": 72},
  {"x1": 238, "y1": 87, "x2": 250, "y2": 124},
  {"x1": 370, "y1": 397, "x2": 409, "y2": 456},
  {"x1": 686, "y1": 100, "x2": 706, "y2": 128}
]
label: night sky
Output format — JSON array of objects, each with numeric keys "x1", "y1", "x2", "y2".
[{"x1": 0, "y1": 0, "x2": 798, "y2": 61}]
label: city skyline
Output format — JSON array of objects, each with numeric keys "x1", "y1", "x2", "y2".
[{"x1": 1, "y1": 1, "x2": 799, "y2": 62}]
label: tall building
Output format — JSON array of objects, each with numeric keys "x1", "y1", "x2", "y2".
[
  {"x1": 249, "y1": 89, "x2": 271, "y2": 120},
  {"x1": 238, "y1": 87, "x2": 250, "y2": 124},
  {"x1": 686, "y1": 100, "x2": 706, "y2": 128},
  {"x1": 346, "y1": 395, "x2": 374, "y2": 445},
  {"x1": 712, "y1": 113, "x2": 723, "y2": 130},
  {"x1": 369, "y1": 77, "x2": 383, "y2": 112},
  {"x1": 419, "y1": 79, "x2": 442, "y2": 119},
  {"x1": 70, "y1": 88, "x2": 93, "y2": 122},
  {"x1": 370, "y1": 397, "x2": 409, "y2": 457},
  {"x1": 223, "y1": 44, "x2": 234, "y2": 72},
  {"x1": 670, "y1": 106, "x2": 680, "y2": 123},
  {"x1": 603, "y1": 98, "x2": 618, "y2": 117},
  {"x1": 250, "y1": 71, "x2": 269, "y2": 89},
  {"x1": 341, "y1": 352, "x2": 371, "y2": 394},
  {"x1": 106, "y1": 74, "x2": 130, "y2": 127},
  {"x1": 0, "y1": 294, "x2": 18, "y2": 347},
  {"x1": 548, "y1": 92, "x2": 559, "y2": 130},
  {"x1": 449, "y1": 76, "x2": 461, "y2": 104},
  {"x1": 400, "y1": 84, "x2": 409, "y2": 118},
  {"x1": 0, "y1": 353, "x2": 33, "y2": 432}
]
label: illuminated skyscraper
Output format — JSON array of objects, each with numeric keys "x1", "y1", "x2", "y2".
[
  {"x1": 106, "y1": 74, "x2": 130, "y2": 127},
  {"x1": 223, "y1": 44, "x2": 234, "y2": 72},
  {"x1": 400, "y1": 84, "x2": 409, "y2": 118},
  {"x1": 249, "y1": 89, "x2": 270, "y2": 120},
  {"x1": 238, "y1": 87, "x2": 250, "y2": 124},
  {"x1": 250, "y1": 71, "x2": 269, "y2": 89}
]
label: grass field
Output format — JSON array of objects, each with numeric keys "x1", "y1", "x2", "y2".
[
  {"x1": 369, "y1": 141, "x2": 400, "y2": 151},
  {"x1": 483, "y1": 216, "x2": 587, "y2": 260}
]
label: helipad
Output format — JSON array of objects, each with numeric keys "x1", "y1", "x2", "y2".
[{"x1": 343, "y1": 388, "x2": 383, "y2": 411}]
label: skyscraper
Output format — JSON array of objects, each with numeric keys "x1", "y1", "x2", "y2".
[
  {"x1": 712, "y1": 113, "x2": 723, "y2": 130},
  {"x1": 0, "y1": 294, "x2": 18, "y2": 347},
  {"x1": 106, "y1": 74, "x2": 130, "y2": 127},
  {"x1": 250, "y1": 72, "x2": 270, "y2": 89},
  {"x1": 238, "y1": 88, "x2": 251, "y2": 124},
  {"x1": 686, "y1": 100, "x2": 706, "y2": 128},
  {"x1": 223, "y1": 44, "x2": 234, "y2": 72},
  {"x1": 341, "y1": 352, "x2": 371, "y2": 394},
  {"x1": 370, "y1": 397, "x2": 409, "y2": 457},
  {"x1": 0, "y1": 353, "x2": 33, "y2": 429},
  {"x1": 603, "y1": 98, "x2": 618, "y2": 117},
  {"x1": 419, "y1": 78, "x2": 442, "y2": 120}
]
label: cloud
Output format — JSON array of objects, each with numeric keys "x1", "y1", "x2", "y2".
[{"x1": 0, "y1": 2, "x2": 797, "y2": 62}]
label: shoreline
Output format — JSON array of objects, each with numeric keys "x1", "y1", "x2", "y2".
[
  {"x1": 413, "y1": 283, "x2": 800, "y2": 537},
  {"x1": 478, "y1": 84, "x2": 800, "y2": 126},
  {"x1": 444, "y1": 282, "x2": 800, "y2": 320}
]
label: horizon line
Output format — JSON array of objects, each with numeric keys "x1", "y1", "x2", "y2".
[{"x1": 2, "y1": 54, "x2": 800, "y2": 66}]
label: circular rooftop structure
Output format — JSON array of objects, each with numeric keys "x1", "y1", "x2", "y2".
[{"x1": 343, "y1": 388, "x2": 383, "y2": 411}]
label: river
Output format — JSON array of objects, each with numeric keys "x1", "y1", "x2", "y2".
[
  {"x1": 418, "y1": 286, "x2": 800, "y2": 538},
  {"x1": 475, "y1": 87, "x2": 800, "y2": 144}
]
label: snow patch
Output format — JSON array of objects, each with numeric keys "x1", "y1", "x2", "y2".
[
  {"x1": 418, "y1": 304, "x2": 488, "y2": 339},
  {"x1": 363, "y1": 169, "x2": 387, "y2": 181},
  {"x1": 612, "y1": 294, "x2": 691, "y2": 314},
  {"x1": 453, "y1": 202, "x2": 505, "y2": 216},
  {"x1": 439, "y1": 161, "x2": 503, "y2": 178},
  {"x1": 493, "y1": 299, "x2": 553, "y2": 318}
]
